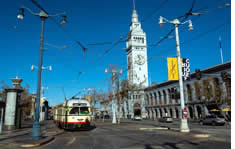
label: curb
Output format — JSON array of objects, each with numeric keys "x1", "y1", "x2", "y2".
[{"x1": 20, "y1": 136, "x2": 55, "y2": 148}]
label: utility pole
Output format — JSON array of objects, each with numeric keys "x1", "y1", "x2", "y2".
[
  {"x1": 17, "y1": 3, "x2": 66, "y2": 140},
  {"x1": 92, "y1": 88, "x2": 97, "y2": 121},
  {"x1": 105, "y1": 65, "x2": 123, "y2": 124},
  {"x1": 159, "y1": 16, "x2": 193, "y2": 132}
]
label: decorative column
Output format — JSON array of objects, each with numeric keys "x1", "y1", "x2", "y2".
[
  {"x1": 172, "y1": 108, "x2": 176, "y2": 118},
  {"x1": 156, "y1": 108, "x2": 161, "y2": 118},
  {"x1": 141, "y1": 92, "x2": 147, "y2": 118},
  {"x1": 203, "y1": 105, "x2": 209, "y2": 116},
  {"x1": 194, "y1": 105, "x2": 199, "y2": 119},
  {"x1": 123, "y1": 100, "x2": 127, "y2": 118},
  {"x1": 161, "y1": 108, "x2": 165, "y2": 117},
  {"x1": 166, "y1": 108, "x2": 171, "y2": 117},
  {"x1": 4, "y1": 77, "x2": 23, "y2": 130},
  {"x1": 31, "y1": 94, "x2": 36, "y2": 120}
]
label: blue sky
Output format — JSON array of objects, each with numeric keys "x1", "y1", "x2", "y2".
[{"x1": 0, "y1": 0, "x2": 231, "y2": 106}]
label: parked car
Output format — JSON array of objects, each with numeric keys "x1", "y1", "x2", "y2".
[
  {"x1": 199, "y1": 115, "x2": 225, "y2": 126},
  {"x1": 133, "y1": 115, "x2": 142, "y2": 121},
  {"x1": 158, "y1": 117, "x2": 173, "y2": 123},
  {"x1": 100, "y1": 114, "x2": 110, "y2": 119}
]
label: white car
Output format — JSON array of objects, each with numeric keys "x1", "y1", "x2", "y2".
[{"x1": 133, "y1": 115, "x2": 142, "y2": 121}]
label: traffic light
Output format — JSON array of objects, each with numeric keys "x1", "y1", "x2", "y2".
[
  {"x1": 195, "y1": 69, "x2": 201, "y2": 80},
  {"x1": 221, "y1": 71, "x2": 227, "y2": 81}
]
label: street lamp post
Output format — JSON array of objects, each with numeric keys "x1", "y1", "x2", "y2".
[
  {"x1": 105, "y1": 66, "x2": 122, "y2": 124},
  {"x1": 159, "y1": 16, "x2": 193, "y2": 132},
  {"x1": 17, "y1": 7, "x2": 66, "y2": 140}
]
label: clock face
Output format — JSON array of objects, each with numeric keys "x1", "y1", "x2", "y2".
[{"x1": 135, "y1": 54, "x2": 145, "y2": 65}]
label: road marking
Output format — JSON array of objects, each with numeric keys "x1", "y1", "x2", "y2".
[
  {"x1": 122, "y1": 145, "x2": 164, "y2": 149},
  {"x1": 139, "y1": 127, "x2": 168, "y2": 130},
  {"x1": 193, "y1": 134, "x2": 210, "y2": 138},
  {"x1": 66, "y1": 137, "x2": 76, "y2": 146},
  {"x1": 169, "y1": 128, "x2": 180, "y2": 131}
]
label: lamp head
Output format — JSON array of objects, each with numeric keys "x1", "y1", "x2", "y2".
[
  {"x1": 159, "y1": 16, "x2": 165, "y2": 27},
  {"x1": 120, "y1": 69, "x2": 123, "y2": 75},
  {"x1": 17, "y1": 8, "x2": 24, "y2": 20},
  {"x1": 105, "y1": 68, "x2": 108, "y2": 74},
  {"x1": 188, "y1": 20, "x2": 193, "y2": 31},
  {"x1": 31, "y1": 65, "x2": 34, "y2": 71},
  {"x1": 49, "y1": 66, "x2": 52, "y2": 72},
  {"x1": 60, "y1": 15, "x2": 67, "y2": 25}
]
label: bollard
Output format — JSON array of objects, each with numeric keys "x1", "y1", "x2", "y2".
[
  {"x1": 44, "y1": 106, "x2": 47, "y2": 131},
  {"x1": 0, "y1": 108, "x2": 4, "y2": 134}
]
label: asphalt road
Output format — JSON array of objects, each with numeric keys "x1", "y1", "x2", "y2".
[
  {"x1": 38, "y1": 121, "x2": 231, "y2": 149},
  {"x1": 118, "y1": 118, "x2": 231, "y2": 140}
]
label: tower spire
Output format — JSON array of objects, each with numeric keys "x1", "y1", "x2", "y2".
[
  {"x1": 131, "y1": 0, "x2": 138, "y2": 23},
  {"x1": 133, "y1": 0, "x2": 136, "y2": 10}
]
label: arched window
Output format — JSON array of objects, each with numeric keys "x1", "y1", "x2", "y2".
[
  {"x1": 154, "y1": 92, "x2": 157, "y2": 105},
  {"x1": 168, "y1": 89, "x2": 172, "y2": 104},
  {"x1": 186, "y1": 84, "x2": 192, "y2": 101},
  {"x1": 158, "y1": 91, "x2": 161, "y2": 105},
  {"x1": 163, "y1": 90, "x2": 167, "y2": 105}
]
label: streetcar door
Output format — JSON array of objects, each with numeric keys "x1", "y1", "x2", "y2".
[{"x1": 65, "y1": 108, "x2": 68, "y2": 129}]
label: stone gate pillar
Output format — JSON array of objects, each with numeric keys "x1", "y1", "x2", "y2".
[{"x1": 4, "y1": 89, "x2": 23, "y2": 130}]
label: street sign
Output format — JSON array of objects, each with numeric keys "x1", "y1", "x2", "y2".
[
  {"x1": 183, "y1": 108, "x2": 188, "y2": 118},
  {"x1": 182, "y1": 58, "x2": 190, "y2": 80},
  {"x1": 167, "y1": 58, "x2": 190, "y2": 81}
]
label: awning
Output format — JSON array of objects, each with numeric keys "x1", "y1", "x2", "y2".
[
  {"x1": 210, "y1": 109, "x2": 220, "y2": 112},
  {"x1": 222, "y1": 106, "x2": 231, "y2": 111}
]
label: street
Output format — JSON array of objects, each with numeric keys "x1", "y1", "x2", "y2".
[
  {"x1": 37, "y1": 120, "x2": 230, "y2": 149},
  {"x1": 0, "y1": 0, "x2": 232, "y2": 149}
]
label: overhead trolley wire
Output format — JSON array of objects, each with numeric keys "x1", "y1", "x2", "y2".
[
  {"x1": 30, "y1": 0, "x2": 92, "y2": 58},
  {"x1": 89, "y1": 0, "x2": 169, "y2": 64}
]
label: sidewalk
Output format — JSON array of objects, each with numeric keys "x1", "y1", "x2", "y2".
[{"x1": 0, "y1": 120, "x2": 64, "y2": 148}]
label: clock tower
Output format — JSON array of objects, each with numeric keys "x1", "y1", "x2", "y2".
[{"x1": 126, "y1": 9, "x2": 148, "y2": 88}]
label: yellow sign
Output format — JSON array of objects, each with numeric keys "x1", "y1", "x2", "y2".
[{"x1": 167, "y1": 58, "x2": 182, "y2": 80}]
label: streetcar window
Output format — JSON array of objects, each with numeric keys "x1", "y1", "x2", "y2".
[
  {"x1": 80, "y1": 107, "x2": 89, "y2": 115},
  {"x1": 69, "y1": 107, "x2": 79, "y2": 114}
]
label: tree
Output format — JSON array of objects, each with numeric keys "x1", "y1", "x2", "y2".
[
  {"x1": 21, "y1": 84, "x2": 32, "y2": 116},
  {"x1": 119, "y1": 79, "x2": 138, "y2": 122},
  {"x1": 0, "y1": 80, "x2": 10, "y2": 101}
]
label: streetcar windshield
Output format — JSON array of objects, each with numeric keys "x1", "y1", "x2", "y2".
[
  {"x1": 70, "y1": 107, "x2": 79, "y2": 115},
  {"x1": 69, "y1": 107, "x2": 89, "y2": 115},
  {"x1": 80, "y1": 107, "x2": 89, "y2": 115}
]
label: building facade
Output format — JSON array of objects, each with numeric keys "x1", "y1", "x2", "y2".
[{"x1": 144, "y1": 62, "x2": 231, "y2": 120}]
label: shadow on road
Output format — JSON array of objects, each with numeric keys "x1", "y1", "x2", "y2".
[{"x1": 64, "y1": 125, "x2": 96, "y2": 132}]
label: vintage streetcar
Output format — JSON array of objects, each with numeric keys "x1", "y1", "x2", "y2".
[{"x1": 53, "y1": 98, "x2": 91, "y2": 129}]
